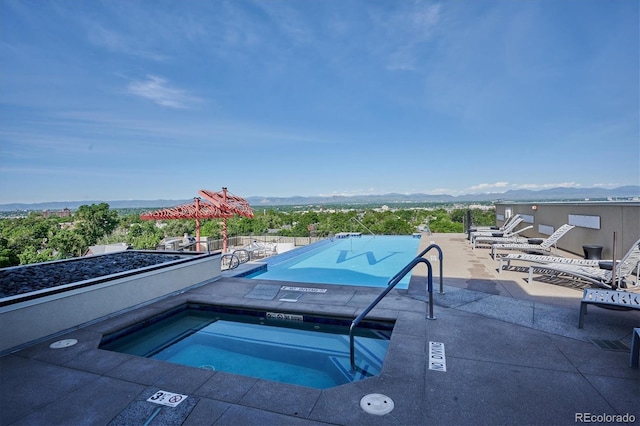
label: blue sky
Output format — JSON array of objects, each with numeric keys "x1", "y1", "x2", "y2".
[{"x1": 1, "y1": 0, "x2": 638, "y2": 204}]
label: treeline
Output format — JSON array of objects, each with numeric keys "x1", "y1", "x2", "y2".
[{"x1": 0, "y1": 203, "x2": 494, "y2": 267}]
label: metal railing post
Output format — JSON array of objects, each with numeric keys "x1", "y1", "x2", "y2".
[
  {"x1": 425, "y1": 260, "x2": 435, "y2": 320},
  {"x1": 417, "y1": 243, "x2": 444, "y2": 294}
]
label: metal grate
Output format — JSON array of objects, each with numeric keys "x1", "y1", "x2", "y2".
[{"x1": 589, "y1": 339, "x2": 630, "y2": 351}]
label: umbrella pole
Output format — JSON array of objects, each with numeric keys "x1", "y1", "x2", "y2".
[
  {"x1": 223, "y1": 218, "x2": 228, "y2": 253},
  {"x1": 195, "y1": 218, "x2": 201, "y2": 252},
  {"x1": 222, "y1": 187, "x2": 228, "y2": 253},
  {"x1": 194, "y1": 198, "x2": 201, "y2": 252},
  {"x1": 611, "y1": 231, "x2": 617, "y2": 289}
]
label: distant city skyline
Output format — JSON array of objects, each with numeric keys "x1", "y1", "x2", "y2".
[
  {"x1": 1, "y1": 1, "x2": 638, "y2": 204},
  {"x1": 1, "y1": 185, "x2": 638, "y2": 212}
]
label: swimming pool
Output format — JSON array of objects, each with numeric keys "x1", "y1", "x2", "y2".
[
  {"x1": 99, "y1": 304, "x2": 393, "y2": 389},
  {"x1": 249, "y1": 235, "x2": 421, "y2": 289}
]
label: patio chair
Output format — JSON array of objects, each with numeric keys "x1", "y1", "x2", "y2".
[
  {"x1": 490, "y1": 224, "x2": 575, "y2": 259},
  {"x1": 528, "y1": 239, "x2": 640, "y2": 289}
]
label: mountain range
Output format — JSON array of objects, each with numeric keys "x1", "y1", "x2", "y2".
[{"x1": 1, "y1": 186, "x2": 638, "y2": 211}]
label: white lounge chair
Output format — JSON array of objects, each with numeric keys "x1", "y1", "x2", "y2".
[
  {"x1": 490, "y1": 224, "x2": 575, "y2": 259},
  {"x1": 498, "y1": 253, "x2": 601, "y2": 274},
  {"x1": 528, "y1": 239, "x2": 640, "y2": 289},
  {"x1": 470, "y1": 213, "x2": 522, "y2": 232},
  {"x1": 472, "y1": 225, "x2": 534, "y2": 249},
  {"x1": 470, "y1": 213, "x2": 521, "y2": 232},
  {"x1": 469, "y1": 215, "x2": 526, "y2": 243}
]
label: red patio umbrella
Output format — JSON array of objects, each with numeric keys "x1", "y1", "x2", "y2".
[
  {"x1": 140, "y1": 197, "x2": 233, "y2": 252},
  {"x1": 198, "y1": 187, "x2": 254, "y2": 252},
  {"x1": 140, "y1": 187, "x2": 254, "y2": 252}
]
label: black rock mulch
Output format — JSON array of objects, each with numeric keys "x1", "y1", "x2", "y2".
[{"x1": 0, "y1": 252, "x2": 183, "y2": 298}]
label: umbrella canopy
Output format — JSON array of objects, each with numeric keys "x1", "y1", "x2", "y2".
[
  {"x1": 140, "y1": 188, "x2": 253, "y2": 252},
  {"x1": 139, "y1": 198, "x2": 232, "y2": 221},
  {"x1": 140, "y1": 197, "x2": 233, "y2": 252},
  {"x1": 198, "y1": 187, "x2": 254, "y2": 252},
  {"x1": 198, "y1": 187, "x2": 254, "y2": 218}
]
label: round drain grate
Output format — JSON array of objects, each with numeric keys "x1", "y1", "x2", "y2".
[
  {"x1": 49, "y1": 339, "x2": 78, "y2": 349},
  {"x1": 360, "y1": 393, "x2": 394, "y2": 415}
]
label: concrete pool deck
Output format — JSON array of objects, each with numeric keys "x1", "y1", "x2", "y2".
[{"x1": 1, "y1": 233, "x2": 638, "y2": 425}]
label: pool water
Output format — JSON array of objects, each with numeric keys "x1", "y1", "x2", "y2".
[
  {"x1": 99, "y1": 304, "x2": 393, "y2": 389},
  {"x1": 249, "y1": 235, "x2": 421, "y2": 289}
]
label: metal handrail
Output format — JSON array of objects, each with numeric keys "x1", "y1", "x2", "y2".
[
  {"x1": 350, "y1": 217, "x2": 376, "y2": 237},
  {"x1": 231, "y1": 249, "x2": 251, "y2": 264},
  {"x1": 349, "y1": 254, "x2": 436, "y2": 371},
  {"x1": 416, "y1": 243, "x2": 445, "y2": 294},
  {"x1": 220, "y1": 253, "x2": 240, "y2": 270}
]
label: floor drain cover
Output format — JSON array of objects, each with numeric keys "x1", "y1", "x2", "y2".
[
  {"x1": 590, "y1": 339, "x2": 630, "y2": 352},
  {"x1": 49, "y1": 339, "x2": 78, "y2": 349},
  {"x1": 360, "y1": 393, "x2": 394, "y2": 415}
]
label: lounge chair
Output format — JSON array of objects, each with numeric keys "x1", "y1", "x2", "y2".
[
  {"x1": 470, "y1": 213, "x2": 521, "y2": 232},
  {"x1": 528, "y1": 239, "x2": 640, "y2": 289},
  {"x1": 469, "y1": 215, "x2": 525, "y2": 243},
  {"x1": 472, "y1": 225, "x2": 534, "y2": 249},
  {"x1": 497, "y1": 253, "x2": 601, "y2": 274},
  {"x1": 490, "y1": 224, "x2": 575, "y2": 259}
]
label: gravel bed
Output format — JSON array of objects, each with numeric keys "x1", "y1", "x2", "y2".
[{"x1": 0, "y1": 252, "x2": 183, "y2": 298}]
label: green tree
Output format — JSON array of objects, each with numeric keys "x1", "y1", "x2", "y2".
[
  {"x1": 428, "y1": 213, "x2": 463, "y2": 233},
  {"x1": 129, "y1": 233, "x2": 162, "y2": 250},
  {"x1": 228, "y1": 216, "x2": 260, "y2": 236},
  {"x1": 316, "y1": 211, "x2": 355, "y2": 236},
  {"x1": 17, "y1": 246, "x2": 56, "y2": 265},
  {"x1": 2, "y1": 213, "x2": 54, "y2": 253},
  {"x1": 49, "y1": 228, "x2": 85, "y2": 258},
  {"x1": 74, "y1": 203, "x2": 119, "y2": 247},
  {"x1": 200, "y1": 219, "x2": 223, "y2": 239},
  {"x1": 0, "y1": 214, "x2": 65, "y2": 264},
  {"x1": 451, "y1": 208, "x2": 495, "y2": 228},
  {"x1": 162, "y1": 220, "x2": 195, "y2": 238},
  {"x1": 473, "y1": 209, "x2": 496, "y2": 227},
  {"x1": 0, "y1": 236, "x2": 19, "y2": 267}
]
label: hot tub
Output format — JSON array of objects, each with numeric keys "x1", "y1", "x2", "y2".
[{"x1": 99, "y1": 303, "x2": 394, "y2": 389}]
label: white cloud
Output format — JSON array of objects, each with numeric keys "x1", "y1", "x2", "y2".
[
  {"x1": 317, "y1": 187, "x2": 382, "y2": 197},
  {"x1": 591, "y1": 182, "x2": 623, "y2": 188},
  {"x1": 127, "y1": 75, "x2": 202, "y2": 109},
  {"x1": 373, "y1": 3, "x2": 441, "y2": 71},
  {"x1": 428, "y1": 187, "x2": 458, "y2": 195},
  {"x1": 467, "y1": 181, "x2": 585, "y2": 193},
  {"x1": 87, "y1": 24, "x2": 167, "y2": 61},
  {"x1": 516, "y1": 182, "x2": 581, "y2": 190},
  {"x1": 468, "y1": 182, "x2": 511, "y2": 192}
]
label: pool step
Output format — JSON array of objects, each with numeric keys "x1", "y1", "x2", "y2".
[{"x1": 329, "y1": 356, "x2": 372, "y2": 382}]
